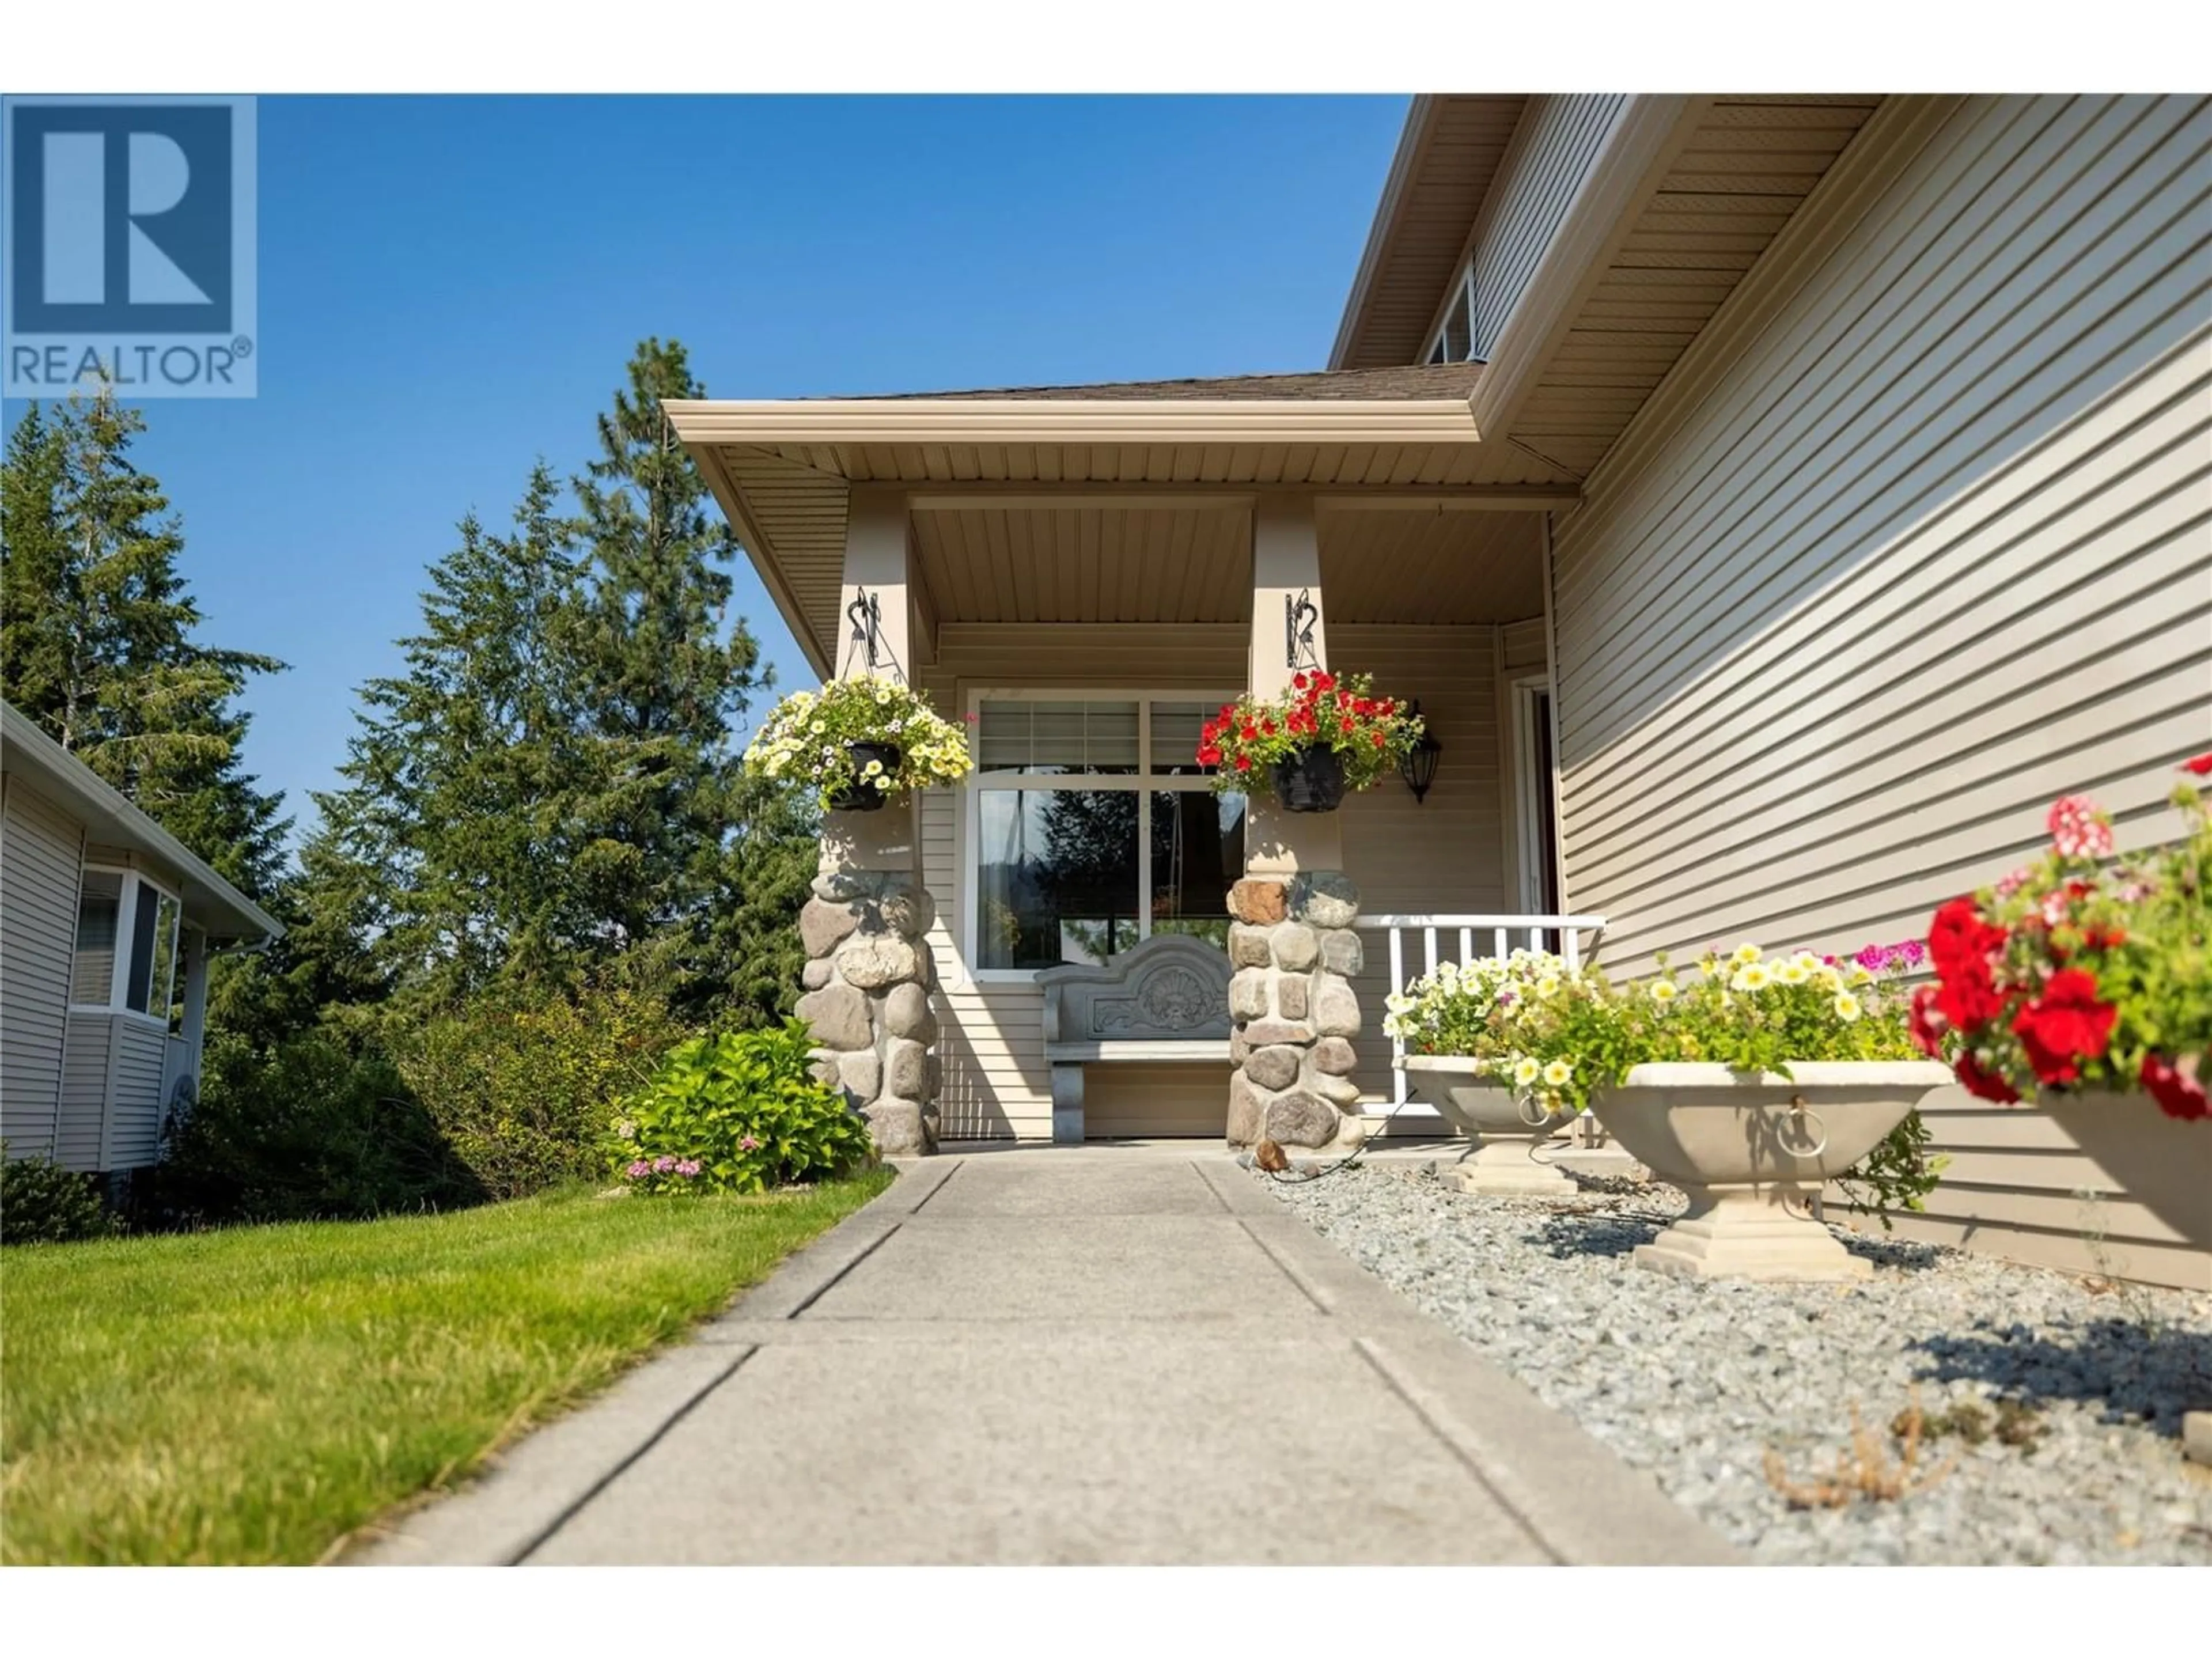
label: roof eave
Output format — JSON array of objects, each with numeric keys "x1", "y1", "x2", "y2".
[
  {"x1": 662, "y1": 395, "x2": 1485, "y2": 449},
  {"x1": 1, "y1": 702, "x2": 283, "y2": 944}
]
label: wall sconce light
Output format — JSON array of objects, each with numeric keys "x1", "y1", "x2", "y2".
[{"x1": 1400, "y1": 700, "x2": 1442, "y2": 804}]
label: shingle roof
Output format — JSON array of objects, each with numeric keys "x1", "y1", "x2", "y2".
[{"x1": 851, "y1": 361, "x2": 1484, "y2": 403}]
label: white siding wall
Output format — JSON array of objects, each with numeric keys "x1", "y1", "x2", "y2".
[
  {"x1": 1, "y1": 778, "x2": 84, "y2": 1160},
  {"x1": 918, "y1": 619, "x2": 1513, "y2": 1138},
  {"x1": 56, "y1": 1012, "x2": 111, "y2": 1172},
  {"x1": 1550, "y1": 94, "x2": 2212, "y2": 1287},
  {"x1": 1471, "y1": 96, "x2": 1629, "y2": 358},
  {"x1": 105, "y1": 1018, "x2": 170, "y2": 1169}
]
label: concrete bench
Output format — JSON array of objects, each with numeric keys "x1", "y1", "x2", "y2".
[{"x1": 1037, "y1": 934, "x2": 1233, "y2": 1144}]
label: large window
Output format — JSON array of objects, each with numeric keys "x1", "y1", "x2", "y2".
[
  {"x1": 70, "y1": 868, "x2": 180, "y2": 1023},
  {"x1": 968, "y1": 694, "x2": 1247, "y2": 974}
]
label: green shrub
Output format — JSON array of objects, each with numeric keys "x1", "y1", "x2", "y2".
[
  {"x1": 139, "y1": 1030, "x2": 480, "y2": 1227},
  {"x1": 1, "y1": 1143, "x2": 120, "y2": 1245},
  {"x1": 613, "y1": 1020, "x2": 876, "y2": 1195},
  {"x1": 389, "y1": 981, "x2": 688, "y2": 1200}
]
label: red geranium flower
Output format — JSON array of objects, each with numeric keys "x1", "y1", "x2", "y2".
[
  {"x1": 1234, "y1": 755, "x2": 1253, "y2": 772},
  {"x1": 2183, "y1": 753, "x2": 2212, "y2": 776},
  {"x1": 2010, "y1": 967, "x2": 2117, "y2": 1085},
  {"x1": 2140, "y1": 1053, "x2": 2208, "y2": 1120},
  {"x1": 1955, "y1": 1053, "x2": 2022, "y2": 1104},
  {"x1": 1908, "y1": 984, "x2": 1949, "y2": 1058}
]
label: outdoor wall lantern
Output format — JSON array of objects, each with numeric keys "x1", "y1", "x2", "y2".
[{"x1": 1400, "y1": 701, "x2": 1442, "y2": 804}]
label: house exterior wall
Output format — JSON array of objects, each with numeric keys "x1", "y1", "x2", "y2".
[
  {"x1": 56, "y1": 1012, "x2": 111, "y2": 1171},
  {"x1": 1, "y1": 776, "x2": 86, "y2": 1161},
  {"x1": 917, "y1": 618, "x2": 1521, "y2": 1138},
  {"x1": 1471, "y1": 95, "x2": 1628, "y2": 358},
  {"x1": 1548, "y1": 94, "x2": 2212, "y2": 1287}
]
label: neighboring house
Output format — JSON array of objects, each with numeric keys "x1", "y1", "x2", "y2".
[
  {"x1": 668, "y1": 94, "x2": 2211, "y2": 1287},
  {"x1": 1, "y1": 701, "x2": 282, "y2": 1179}
]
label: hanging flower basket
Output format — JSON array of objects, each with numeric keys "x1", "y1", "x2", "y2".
[
  {"x1": 1272, "y1": 745, "x2": 1347, "y2": 812},
  {"x1": 1198, "y1": 670, "x2": 1422, "y2": 809},
  {"x1": 743, "y1": 680, "x2": 971, "y2": 812},
  {"x1": 826, "y1": 741, "x2": 903, "y2": 812}
]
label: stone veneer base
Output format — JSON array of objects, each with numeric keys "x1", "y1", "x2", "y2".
[{"x1": 1224, "y1": 870, "x2": 1366, "y2": 1153}]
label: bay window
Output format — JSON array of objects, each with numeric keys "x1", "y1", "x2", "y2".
[
  {"x1": 70, "y1": 868, "x2": 181, "y2": 1024},
  {"x1": 967, "y1": 694, "x2": 1247, "y2": 975}
]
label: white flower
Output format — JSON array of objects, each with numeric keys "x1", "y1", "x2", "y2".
[
  {"x1": 1541, "y1": 1058, "x2": 1573, "y2": 1088},
  {"x1": 1732, "y1": 963, "x2": 1772, "y2": 993},
  {"x1": 1534, "y1": 974, "x2": 1562, "y2": 1000},
  {"x1": 1833, "y1": 992, "x2": 1862, "y2": 1022},
  {"x1": 1732, "y1": 942, "x2": 1763, "y2": 966},
  {"x1": 1777, "y1": 961, "x2": 1809, "y2": 986},
  {"x1": 1649, "y1": 979, "x2": 1677, "y2": 1003},
  {"x1": 1512, "y1": 1056, "x2": 1541, "y2": 1088}
]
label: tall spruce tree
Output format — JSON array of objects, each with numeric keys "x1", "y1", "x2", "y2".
[
  {"x1": 1, "y1": 384, "x2": 289, "y2": 895},
  {"x1": 312, "y1": 464, "x2": 626, "y2": 1003}
]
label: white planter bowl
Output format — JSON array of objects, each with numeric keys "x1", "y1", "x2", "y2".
[
  {"x1": 2039, "y1": 1092, "x2": 2212, "y2": 1251},
  {"x1": 1589, "y1": 1061, "x2": 1952, "y2": 1282},
  {"x1": 1405, "y1": 1054, "x2": 1577, "y2": 1195}
]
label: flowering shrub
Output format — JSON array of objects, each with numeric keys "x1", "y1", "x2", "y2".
[
  {"x1": 1198, "y1": 670, "x2": 1423, "y2": 796},
  {"x1": 1911, "y1": 757, "x2": 2211, "y2": 1120},
  {"x1": 612, "y1": 1020, "x2": 876, "y2": 1195},
  {"x1": 743, "y1": 678, "x2": 971, "y2": 810},
  {"x1": 1382, "y1": 950, "x2": 1562, "y2": 1065}
]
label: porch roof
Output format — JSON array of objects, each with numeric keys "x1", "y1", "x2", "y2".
[{"x1": 665, "y1": 362, "x2": 1575, "y2": 676}]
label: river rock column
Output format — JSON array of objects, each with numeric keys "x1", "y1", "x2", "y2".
[
  {"x1": 796, "y1": 808, "x2": 940, "y2": 1156},
  {"x1": 1225, "y1": 870, "x2": 1368, "y2": 1154}
]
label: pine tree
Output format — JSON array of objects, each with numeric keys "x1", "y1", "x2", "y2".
[{"x1": 1, "y1": 385, "x2": 289, "y2": 895}]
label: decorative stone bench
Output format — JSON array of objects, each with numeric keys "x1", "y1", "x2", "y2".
[{"x1": 1037, "y1": 934, "x2": 1233, "y2": 1145}]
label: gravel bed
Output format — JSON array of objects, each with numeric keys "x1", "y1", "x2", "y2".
[{"x1": 1259, "y1": 1160, "x2": 2212, "y2": 1565}]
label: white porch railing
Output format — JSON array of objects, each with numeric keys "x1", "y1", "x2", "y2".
[{"x1": 1356, "y1": 913, "x2": 1609, "y2": 1105}]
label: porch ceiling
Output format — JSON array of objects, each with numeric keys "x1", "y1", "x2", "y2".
[{"x1": 667, "y1": 363, "x2": 1579, "y2": 672}]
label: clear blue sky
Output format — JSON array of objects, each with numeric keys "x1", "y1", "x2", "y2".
[{"x1": 5, "y1": 95, "x2": 1407, "y2": 844}]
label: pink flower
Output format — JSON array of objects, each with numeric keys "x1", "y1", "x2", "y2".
[
  {"x1": 2047, "y1": 795, "x2": 2112, "y2": 860},
  {"x1": 653, "y1": 1155, "x2": 676, "y2": 1174},
  {"x1": 740, "y1": 1136, "x2": 760, "y2": 1153},
  {"x1": 675, "y1": 1159, "x2": 702, "y2": 1177},
  {"x1": 625, "y1": 1160, "x2": 651, "y2": 1180}
]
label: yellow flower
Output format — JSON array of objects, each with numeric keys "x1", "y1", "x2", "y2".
[
  {"x1": 1649, "y1": 979, "x2": 1678, "y2": 1003},
  {"x1": 1732, "y1": 963, "x2": 1772, "y2": 993},
  {"x1": 1512, "y1": 1057, "x2": 1541, "y2": 1089},
  {"x1": 1777, "y1": 961, "x2": 1809, "y2": 986},
  {"x1": 1834, "y1": 992, "x2": 1862, "y2": 1022},
  {"x1": 1541, "y1": 1059, "x2": 1573, "y2": 1088},
  {"x1": 862, "y1": 759, "x2": 884, "y2": 777},
  {"x1": 1732, "y1": 942, "x2": 1763, "y2": 965},
  {"x1": 1847, "y1": 963, "x2": 1874, "y2": 987},
  {"x1": 1535, "y1": 975, "x2": 1562, "y2": 1000},
  {"x1": 1816, "y1": 967, "x2": 1844, "y2": 993}
]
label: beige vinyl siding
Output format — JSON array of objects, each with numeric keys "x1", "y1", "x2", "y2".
[
  {"x1": 1, "y1": 778, "x2": 85, "y2": 1160},
  {"x1": 1548, "y1": 94, "x2": 2212, "y2": 1287},
  {"x1": 105, "y1": 1018, "x2": 170, "y2": 1169},
  {"x1": 1500, "y1": 617, "x2": 1550, "y2": 673},
  {"x1": 919, "y1": 620, "x2": 1514, "y2": 1137},
  {"x1": 56, "y1": 1012, "x2": 111, "y2": 1171},
  {"x1": 1471, "y1": 96, "x2": 1628, "y2": 358}
]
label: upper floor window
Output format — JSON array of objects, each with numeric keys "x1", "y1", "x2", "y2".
[
  {"x1": 966, "y1": 694, "x2": 1247, "y2": 975},
  {"x1": 71, "y1": 868, "x2": 181, "y2": 1023},
  {"x1": 1425, "y1": 266, "x2": 1477, "y2": 364}
]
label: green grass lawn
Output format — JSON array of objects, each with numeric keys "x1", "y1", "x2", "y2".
[{"x1": 0, "y1": 1173, "x2": 891, "y2": 1565}]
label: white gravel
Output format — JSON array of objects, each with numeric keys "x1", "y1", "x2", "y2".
[{"x1": 1257, "y1": 1159, "x2": 2212, "y2": 1565}]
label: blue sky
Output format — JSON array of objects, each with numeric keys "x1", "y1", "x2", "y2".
[{"x1": 5, "y1": 95, "x2": 1407, "y2": 843}]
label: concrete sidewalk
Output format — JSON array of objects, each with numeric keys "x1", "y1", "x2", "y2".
[{"x1": 354, "y1": 1147, "x2": 1738, "y2": 1566}]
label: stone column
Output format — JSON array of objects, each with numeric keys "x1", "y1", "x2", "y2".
[
  {"x1": 1225, "y1": 872, "x2": 1369, "y2": 1153},
  {"x1": 797, "y1": 807, "x2": 941, "y2": 1156}
]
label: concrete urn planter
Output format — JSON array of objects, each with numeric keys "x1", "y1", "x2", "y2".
[
  {"x1": 1405, "y1": 1055, "x2": 1578, "y2": 1196},
  {"x1": 2039, "y1": 1093, "x2": 2212, "y2": 1250},
  {"x1": 1589, "y1": 1061, "x2": 1951, "y2": 1282}
]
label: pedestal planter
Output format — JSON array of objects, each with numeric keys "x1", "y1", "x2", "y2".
[
  {"x1": 1589, "y1": 1061, "x2": 1950, "y2": 1282},
  {"x1": 1272, "y1": 746, "x2": 1346, "y2": 813},
  {"x1": 1405, "y1": 1055, "x2": 1577, "y2": 1195},
  {"x1": 827, "y1": 742, "x2": 903, "y2": 812},
  {"x1": 2039, "y1": 1093, "x2": 2212, "y2": 1249}
]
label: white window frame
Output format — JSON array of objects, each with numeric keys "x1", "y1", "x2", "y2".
[
  {"x1": 961, "y1": 687, "x2": 1244, "y2": 985},
  {"x1": 67, "y1": 865, "x2": 181, "y2": 1028},
  {"x1": 1422, "y1": 263, "x2": 1478, "y2": 365},
  {"x1": 1508, "y1": 676, "x2": 1562, "y2": 915}
]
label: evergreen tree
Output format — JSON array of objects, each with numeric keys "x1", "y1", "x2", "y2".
[
  {"x1": 313, "y1": 465, "x2": 625, "y2": 1003},
  {"x1": 1, "y1": 384, "x2": 289, "y2": 895},
  {"x1": 570, "y1": 339, "x2": 766, "y2": 959}
]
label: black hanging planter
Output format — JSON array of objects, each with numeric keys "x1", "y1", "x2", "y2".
[
  {"x1": 828, "y1": 741, "x2": 903, "y2": 812},
  {"x1": 1272, "y1": 745, "x2": 1347, "y2": 813}
]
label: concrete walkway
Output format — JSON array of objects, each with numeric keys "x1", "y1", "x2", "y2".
[{"x1": 355, "y1": 1147, "x2": 1738, "y2": 1566}]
